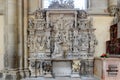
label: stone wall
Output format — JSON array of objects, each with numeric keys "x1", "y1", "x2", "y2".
[
  {"x1": 28, "y1": 0, "x2": 39, "y2": 13},
  {"x1": 88, "y1": 0, "x2": 109, "y2": 14},
  {"x1": 92, "y1": 16, "x2": 114, "y2": 57},
  {"x1": 0, "y1": 0, "x2": 4, "y2": 14}
]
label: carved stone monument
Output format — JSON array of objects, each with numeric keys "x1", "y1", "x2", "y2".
[
  {"x1": 27, "y1": 8, "x2": 97, "y2": 77},
  {"x1": 27, "y1": 0, "x2": 97, "y2": 77}
]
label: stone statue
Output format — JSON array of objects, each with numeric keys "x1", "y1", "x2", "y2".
[
  {"x1": 81, "y1": 32, "x2": 89, "y2": 51},
  {"x1": 28, "y1": 35, "x2": 35, "y2": 52},
  {"x1": 88, "y1": 32, "x2": 97, "y2": 53},
  {"x1": 48, "y1": 0, "x2": 74, "y2": 9},
  {"x1": 72, "y1": 60, "x2": 80, "y2": 72},
  {"x1": 45, "y1": 31, "x2": 51, "y2": 49},
  {"x1": 28, "y1": 18, "x2": 34, "y2": 29},
  {"x1": 53, "y1": 41, "x2": 63, "y2": 58},
  {"x1": 36, "y1": 35, "x2": 46, "y2": 51}
]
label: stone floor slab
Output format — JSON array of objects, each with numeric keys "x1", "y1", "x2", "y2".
[{"x1": 21, "y1": 76, "x2": 99, "y2": 80}]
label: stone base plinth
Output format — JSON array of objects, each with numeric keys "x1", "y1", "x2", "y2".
[
  {"x1": 71, "y1": 72, "x2": 80, "y2": 77},
  {"x1": 1, "y1": 69, "x2": 20, "y2": 80}
]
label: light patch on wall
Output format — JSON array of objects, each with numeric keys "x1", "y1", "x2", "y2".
[
  {"x1": 92, "y1": 16, "x2": 114, "y2": 57},
  {"x1": 0, "y1": 0, "x2": 4, "y2": 14}
]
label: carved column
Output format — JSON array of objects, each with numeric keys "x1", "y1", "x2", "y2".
[
  {"x1": 108, "y1": 0, "x2": 117, "y2": 16},
  {"x1": 23, "y1": 0, "x2": 30, "y2": 77},
  {"x1": 18, "y1": 0, "x2": 25, "y2": 78}
]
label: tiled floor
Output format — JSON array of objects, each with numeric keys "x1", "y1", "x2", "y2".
[
  {"x1": 21, "y1": 76, "x2": 99, "y2": 80},
  {"x1": 22, "y1": 77, "x2": 81, "y2": 80}
]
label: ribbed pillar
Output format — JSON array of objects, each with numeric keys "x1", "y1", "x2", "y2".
[
  {"x1": 18, "y1": 0, "x2": 23, "y2": 70},
  {"x1": 4, "y1": 0, "x2": 18, "y2": 70},
  {"x1": 24, "y1": 0, "x2": 28, "y2": 70},
  {"x1": 23, "y1": 0, "x2": 30, "y2": 77},
  {"x1": 18, "y1": 0, "x2": 25, "y2": 78},
  {"x1": 39, "y1": 0, "x2": 43, "y2": 8}
]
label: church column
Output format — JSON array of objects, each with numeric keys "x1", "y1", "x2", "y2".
[
  {"x1": 39, "y1": 0, "x2": 43, "y2": 9},
  {"x1": 23, "y1": 0, "x2": 30, "y2": 77},
  {"x1": 4, "y1": 0, "x2": 18, "y2": 70},
  {"x1": 18, "y1": 0, "x2": 25, "y2": 78},
  {"x1": 108, "y1": 0, "x2": 117, "y2": 16},
  {"x1": 3, "y1": 0, "x2": 19, "y2": 79}
]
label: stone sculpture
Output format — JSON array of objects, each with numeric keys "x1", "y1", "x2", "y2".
[
  {"x1": 27, "y1": 9, "x2": 97, "y2": 77},
  {"x1": 48, "y1": 0, "x2": 74, "y2": 9}
]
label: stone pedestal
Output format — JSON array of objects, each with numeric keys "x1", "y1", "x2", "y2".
[
  {"x1": 71, "y1": 72, "x2": 80, "y2": 77},
  {"x1": 2, "y1": 70, "x2": 19, "y2": 80},
  {"x1": 94, "y1": 58, "x2": 120, "y2": 80}
]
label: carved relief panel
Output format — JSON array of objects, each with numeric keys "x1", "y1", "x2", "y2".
[
  {"x1": 27, "y1": 9, "x2": 97, "y2": 77},
  {"x1": 46, "y1": 10, "x2": 76, "y2": 58},
  {"x1": 28, "y1": 9, "x2": 51, "y2": 59}
]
